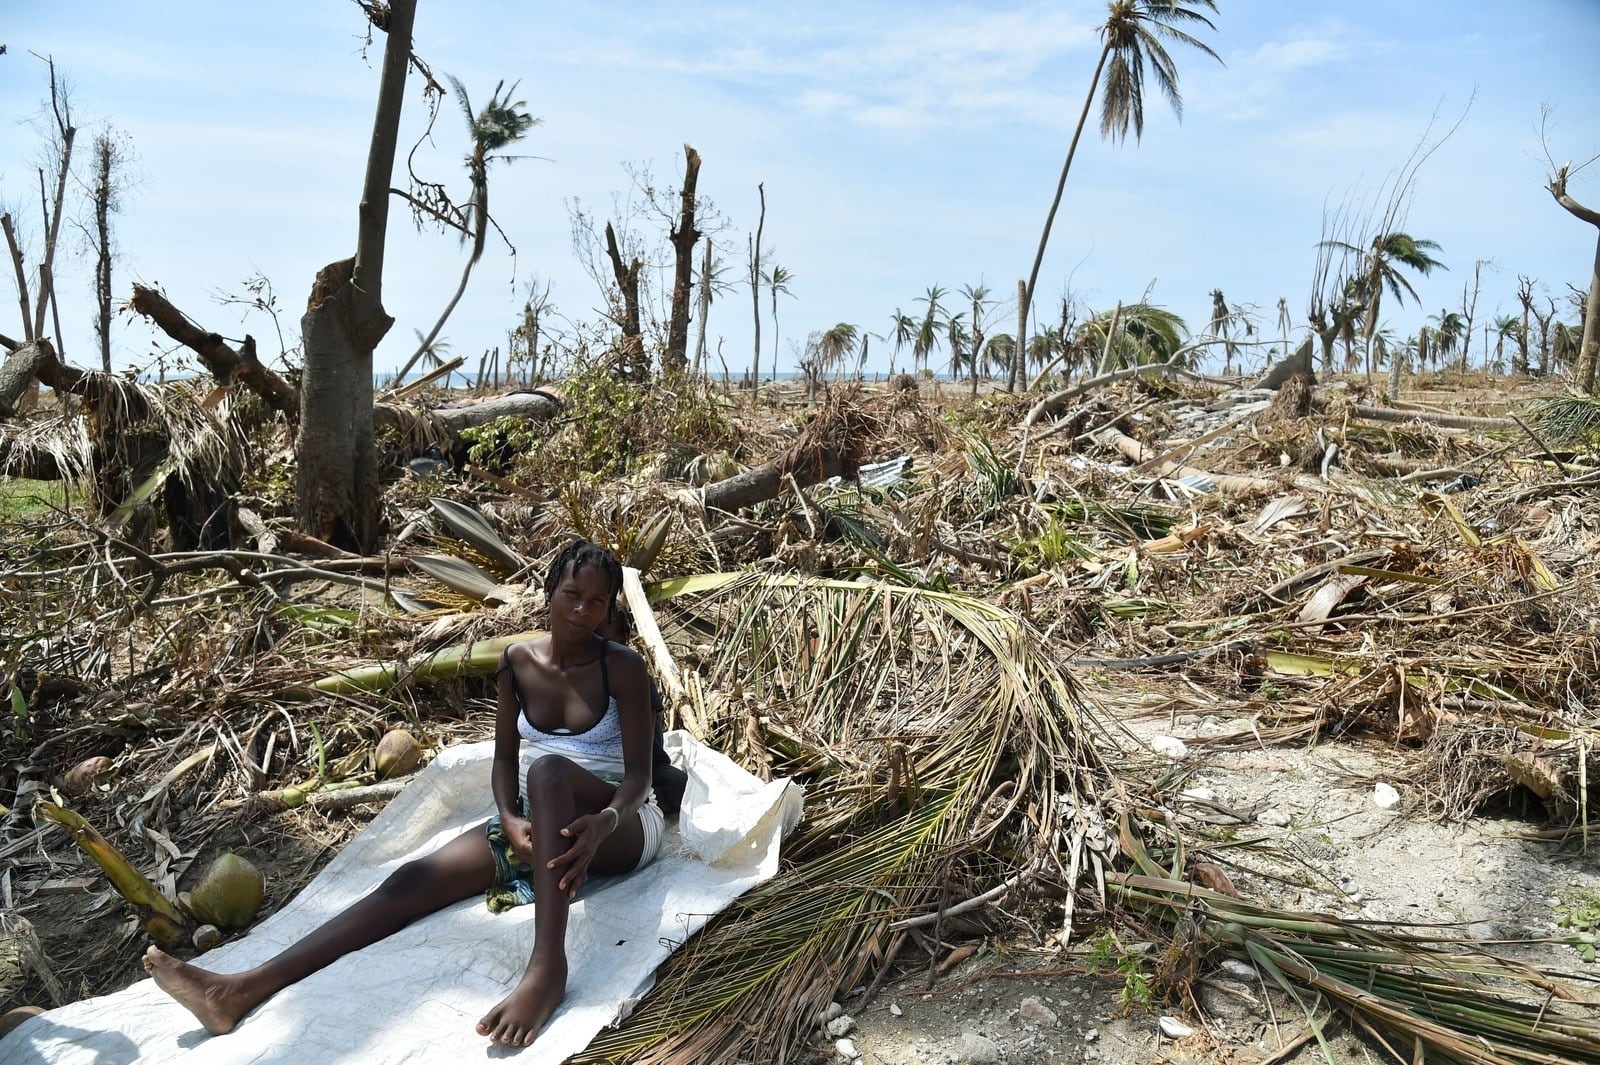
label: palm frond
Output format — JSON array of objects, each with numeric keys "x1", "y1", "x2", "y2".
[{"x1": 577, "y1": 573, "x2": 1116, "y2": 1062}]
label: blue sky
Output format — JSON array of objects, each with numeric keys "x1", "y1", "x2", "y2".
[{"x1": 3, "y1": 1, "x2": 1598, "y2": 379}]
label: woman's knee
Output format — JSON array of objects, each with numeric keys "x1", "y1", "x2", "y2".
[
  {"x1": 375, "y1": 857, "x2": 438, "y2": 901},
  {"x1": 526, "y1": 754, "x2": 577, "y2": 795}
]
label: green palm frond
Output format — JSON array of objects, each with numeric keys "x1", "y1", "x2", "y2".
[{"x1": 1530, "y1": 394, "x2": 1600, "y2": 449}]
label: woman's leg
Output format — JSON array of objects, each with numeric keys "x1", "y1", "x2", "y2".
[
  {"x1": 144, "y1": 824, "x2": 497, "y2": 1035},
  {"x1": 476, "y1": 756, "x2": 644, "y2": 1046}
]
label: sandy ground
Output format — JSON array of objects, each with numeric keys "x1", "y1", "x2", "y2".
[{"x1": 808, "y1": 707, "x2": 1600, "y2": 1065}]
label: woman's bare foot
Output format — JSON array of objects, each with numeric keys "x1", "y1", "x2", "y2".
[
  {"x1": 475, "y1": 954, "x2": 567, "y2": 1047},
  {"x1": 142, "y1": 946, "x2": 252, "y2": 1035}
]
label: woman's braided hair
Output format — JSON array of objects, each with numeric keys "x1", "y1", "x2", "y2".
[{"x1": 542, "y1": 540, "x2": 624, "y2": 616}]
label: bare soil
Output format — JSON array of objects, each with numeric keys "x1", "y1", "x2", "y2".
[{"x1": 809, "y1": 705, "x2": 1600, "y2": 1065}]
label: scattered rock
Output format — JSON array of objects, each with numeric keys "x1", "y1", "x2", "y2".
[
  {"x1": 1373, "y1": 782, "x2": 1401, "y2": 809},
  {"x1": 888, "y1": 1002, "x2": 902, "y2": 1016},
  {"x1": 1150, "y1": 735, "x2": 1188, "y2": 759},
  {"x1": 1018, "y1": 995, "x2": 1058, "y2": 1027},
  {"x1": 1158, "y1": 1016, "x2": 1194, "y2": 1039},
  {"x1": 824, "y1": 1001, "x2": 844, "y2": 1022},
  {"x1": 826, "y1": 1014, "x2": 856, "y2": 1038},
  {"x1": 1217, "y1": 958, "x2": 1256, "y2": 981},
  {"x1": 834, "y1": 1036, "x2": 861, "y2": 1061},
  {"x1": 959, "y1": 1031, "x2": 1001, "y2": 1063},
  {"x1": 1257, "y1": 808, "x2": 1292, "y2": 827}
]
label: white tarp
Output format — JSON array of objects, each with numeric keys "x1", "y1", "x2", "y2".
[{"x1": 3, "y1": 732, "x2": 802, "y2": 1065}]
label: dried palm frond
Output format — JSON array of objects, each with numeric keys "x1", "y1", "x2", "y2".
[
  {"x1": 577, "y1": 572, "x2": 1118, "y2": 1063},
  {"x1": 1113, "y1": 870, "x2": 1600, "y2": 1065}
]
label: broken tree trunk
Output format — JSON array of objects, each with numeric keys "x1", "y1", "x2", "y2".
[
  {"x1": 664, "y1": 145, "x2": 702, "y2": 377},
  {"x1": 604, "y1": 222, "x2": 647, "y2": 383},
  {"x1": 129, "y1": 284, "x2": 301, "y2": 424},
  {"x1": 0, "y1": 339, "x2": 49, "y2": 418},
  {"x1": 1095, "y1": 425, "x2": 1278, "y2": 496}
]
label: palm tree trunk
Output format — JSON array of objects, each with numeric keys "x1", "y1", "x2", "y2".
[
  {"x1": 1021, "y1": 45, "x2": 1111, "y2": 348},
  {"x1": 693, "y1": 237, "x2": 712, "y2": 378},
  {"x1": 295, "y1": 0, "x2": 413, "y2": 552}
]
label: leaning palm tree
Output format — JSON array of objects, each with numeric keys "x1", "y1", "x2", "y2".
[
  {"x1": 1320, "y1": 231, "x2": 1446, "y2": 375},
  {"x1": 1430, "y1": 308, "x2": 1466, "y2": 369},
  {"x1": 1492, "y1": 313, "x2": 1522, "y2": 374},
  {"x1": 399, "y1": 77, "x2": 539, "y2": 383},
  {"x1": 1021, "y1": 2, "x2": 1220, "y2": 349}
]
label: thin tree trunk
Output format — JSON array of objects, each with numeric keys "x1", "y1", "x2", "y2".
[
  {"x1": 1, "y1": 213, "x2": 32, "y2": 342},
  {"x1": 749, "y1": 184, "x2": 764, "y2": 385},
  {"x1": 1094, "y1": 301, "x2": 1124, "y2": 376},
  {"x1": 693, "y1": 237, "x2": 712, "y2": 378},
  {"x1": 93, "y1": 135, "x2": 114, "y2": 372},
  {"x1": 1012, "y1": 279, "x2": 1026, "y2": 392},
  {"x1": 604, "y1": 221, "x2": 646, "y2": 382},
  {"x1": 664, "y1": 145, "x2": 702, "y2": 376},
  {"x1": 1579, "y1": 235, "x2": 1600, "y2": 394}
]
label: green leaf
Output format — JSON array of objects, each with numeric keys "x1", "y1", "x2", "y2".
[
  {"x1": 428, "y1": 496, "x2": 525, "y2": 574},
  {"x1": 411, "y1": 554, "x2": 505, "y2": 601},
  {"x1": 9, "y1": 685, "x2": 25, "y2": 718}
]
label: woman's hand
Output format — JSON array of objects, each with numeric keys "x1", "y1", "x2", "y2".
[
  {"x1": 548, "y1": 810, "x2": 616, "y2": 898},
  {"x1": 504, "y1": 815, "x2": 537, "y2": 868}
]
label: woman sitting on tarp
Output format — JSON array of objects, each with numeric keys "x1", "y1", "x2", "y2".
[{"x1": 143, "y1": 539, "x2": 680, "y2": 1047}]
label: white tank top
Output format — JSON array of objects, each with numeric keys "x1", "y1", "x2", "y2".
[{"x1": 516, "y1": 696, "x2": 625, "y2": 777}]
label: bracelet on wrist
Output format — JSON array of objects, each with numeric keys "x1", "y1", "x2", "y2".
[{"x1": 603, "y1": 806, "x2": 620, "y2": 833}]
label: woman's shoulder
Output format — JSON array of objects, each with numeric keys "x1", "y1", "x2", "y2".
[
  {"x1": 602, "y1": 640, "x2": 648, "y2": 678},
  {"x1": 505, "y1": 636, "x2": 548, "y2": 664}
]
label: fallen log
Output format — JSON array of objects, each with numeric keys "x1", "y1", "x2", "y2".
[
  {"x1": 1095, "y1": 426, "x2": 1277, "y2": 496},
  {"x1": 423, "y1": 389, "x2": 563, "y2": 432},
  {"x1": 1347, "y1": 404, "x2": 1515, "y2": 432},
  {"x1": 691, "y1": 446, "x2": 850, "y2": 512},
  {"x1": 129, "y1": 284, "x2": 302, "y2": 424}
]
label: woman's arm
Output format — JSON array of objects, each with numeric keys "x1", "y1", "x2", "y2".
[
  {"x1": 600, "y1": 643, "x2": 655, "y2": 825},
  {"x1": 492, "y1": 645, "x2": 535, "y2": 861}
]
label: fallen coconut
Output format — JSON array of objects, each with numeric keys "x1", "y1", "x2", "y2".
[
  {"x1": 61, "y1": 756, "x2": 113, "y2": 798},
  {"x1": 375, "y1": 728, "x2": 423, "y2": 779},
  {"x1": 0, "y1": 1006, "x2": 44, "y2": 1040},
  {"x1": 192, "y1": 924, "x2": 222, "y2": 951},
  {"x1": 182, "y1": 852, "x2": 264, "y2": 931}
]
